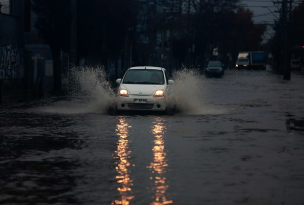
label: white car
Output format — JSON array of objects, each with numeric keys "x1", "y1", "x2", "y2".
[{"x1": 115, "y1": 66, "x2": 175, "y2": 113}]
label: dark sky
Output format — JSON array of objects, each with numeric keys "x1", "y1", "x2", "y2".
[
  {"x1": 242, "y1": 0, "x2": 279, "y2": 42},
  {"x1": 242, "y1": 0, "x2": 279, "y2": 23}
]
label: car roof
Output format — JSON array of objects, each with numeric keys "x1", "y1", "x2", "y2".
[{"x1": 128, "y1": 66, "x2": 163, "y2": 70}]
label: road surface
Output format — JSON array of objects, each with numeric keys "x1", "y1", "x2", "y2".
[{"x1": 1, "y1": 66, "x2": 304, "y2": 205}]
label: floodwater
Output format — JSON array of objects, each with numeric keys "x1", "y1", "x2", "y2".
[{"x1": 1, "y1": 66, "x2": 304, "y2": 205}]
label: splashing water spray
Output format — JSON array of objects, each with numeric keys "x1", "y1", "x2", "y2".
[
  {"x1": 170, "y1": 67, "x2": 205, "y2": 114},
  {"x1": 36, "y1": 65, "x2": 224, "y2": 115},
  {"x1": 170, "y1": 67, "x2": 226, "y2": 115},
  {"x1": 67, "y1": 66, "x2": 116, "y2": 113}
]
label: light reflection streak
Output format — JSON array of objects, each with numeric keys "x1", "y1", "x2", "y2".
[
  {"x1": 112, "y1": 117, "x2": 134, "y2": 205},
  {"x1": 148, "y1": 117, "x2": 173, "y2": 205}
]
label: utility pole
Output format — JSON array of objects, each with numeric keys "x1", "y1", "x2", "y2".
[
  {"x1": 123, "y1": 28, "x2": 130, "y2": 72},
  {"x1": 70, "y1": 0, "x2": 77, "y2": 69},
  {"x1": 282, "y1": 0, "x2": 291, "y2": 80},
  {"x1": 273, "y1": 0, "x2": 282, "y2": 73},
  {"x1": 187, "y1": 0, "x2": 190, "y2": 67}
]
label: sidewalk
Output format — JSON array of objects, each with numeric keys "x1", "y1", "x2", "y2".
[
  {"x1": 1, "y1": 89, "x2": 37, "y2": 105},
  {"x1": 0, "y1": 76, "x2": 58, "y2": 105}
]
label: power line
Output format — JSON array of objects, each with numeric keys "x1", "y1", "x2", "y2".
[{"x1": 254, "y1": 12, "x2": 276, "y2": 17}]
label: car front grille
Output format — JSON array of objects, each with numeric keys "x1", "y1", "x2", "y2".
[
  {"x1": 208, "y1": 69, "x2": 220, "y2": 72},
  {"x1": 127, "y1": 103, "x2": 154, "y2": 109}
]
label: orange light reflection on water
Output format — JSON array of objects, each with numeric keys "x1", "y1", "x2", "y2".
[
  {"x1": 148, "y1": 117, "x2": 173, "y2": 205},
  {"x1": 112, "y1": 117, "x2": 134, "y2": 205}
]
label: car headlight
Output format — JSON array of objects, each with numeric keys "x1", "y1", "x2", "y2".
[
  {"x1": 119, "y1": 89, "x2": 129, "y2": 97},
  {"x1": 236, "y1": 64, "x2": 239, "y2": 67},
  {"x1": 153, "y1": 90, "x2": 164, "y2": 97}
]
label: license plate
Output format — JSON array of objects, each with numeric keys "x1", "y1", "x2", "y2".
[{"x1": 134, "y1": 99, "x2": 147, "y2": 103}]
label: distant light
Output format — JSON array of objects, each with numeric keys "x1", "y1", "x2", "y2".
[{"x1": 302, "y1": 46, "x2": 304, "y2": 48}]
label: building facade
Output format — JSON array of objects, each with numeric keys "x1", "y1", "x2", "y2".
[{"x1": 0, "y1": 0, "x2": 25, "y2": 80}]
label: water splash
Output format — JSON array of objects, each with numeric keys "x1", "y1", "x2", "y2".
[
  {"x1": 170, "y1": 67, "x2": 225, "y2": 115},
  {"x1": 68, "y1": 66, "x2": 115, "y2": 108},
  {"x1": 35, "y1": 66, "x2": 225, "y2": 115},
  {"x1": 35, "y1": 66, "x2": 116, "y2": 114}
]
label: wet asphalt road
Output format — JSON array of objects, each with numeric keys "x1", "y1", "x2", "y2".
[{"x1": 1, "y1": 67, "x2": 304, "y2": 205}]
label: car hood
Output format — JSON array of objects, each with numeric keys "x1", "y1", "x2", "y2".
[{"x1": 120, "y1": 84, "x2": 166, "y2": 95}]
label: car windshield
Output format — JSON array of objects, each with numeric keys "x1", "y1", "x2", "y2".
[
  {"x1": 237, "y1": 58, "x2": 248, "y2": 63},
  {"x1": 208, "y1": 61, "x2": 222, "y2": 67},
  {"x1": 122, "y1": 69, "x2": 165, "y2": 85}
]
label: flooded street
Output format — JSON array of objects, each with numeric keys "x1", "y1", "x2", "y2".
[{"x1": 1, "y1": 67, "x2": 304, "y2": 205}]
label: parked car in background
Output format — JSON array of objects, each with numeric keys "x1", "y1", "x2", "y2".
[
  {"x1": 205, "y1": 61, "x2": 224, "y2": 77},
  {"x1": 115, "y1": 66, "x2": 176, "y2": 114},
  {"x1": 290, "y1": 59, "x2": 301, "y2": 70}
]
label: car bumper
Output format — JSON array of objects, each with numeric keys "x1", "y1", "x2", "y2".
[
  {"x1": 116, "y1": 95, "x2": 167, "y2": 111},
  {"x1": 236, "y1": 65, "x2": 248, "y2": 69}
]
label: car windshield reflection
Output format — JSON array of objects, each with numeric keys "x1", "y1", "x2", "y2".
[
  {"x1": 208, "y1": 62, "x2": 222, "y2": 67},
  {"x1": 122, "y1": 69, "x2": 165, "y2": 85}
]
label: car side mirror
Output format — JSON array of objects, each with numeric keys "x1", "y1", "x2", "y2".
[
  {"x1": 168, "y1": 79, "x2": 174, "y2": 85},
  {"x1": 116, "y1": 78, "x2": 121, "y2": 84}
]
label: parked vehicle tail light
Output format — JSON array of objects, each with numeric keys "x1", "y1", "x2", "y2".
[
  {"x1": 119, "y1": 89, "x2": 129, "y2": 97},
  {"x1": 153, "y1": 90, "x2": 164, "y2": 97}
]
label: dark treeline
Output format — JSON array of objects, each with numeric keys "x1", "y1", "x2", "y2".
[{"x1": 32, "y1": 0, "x2": 267, "y2": 90}]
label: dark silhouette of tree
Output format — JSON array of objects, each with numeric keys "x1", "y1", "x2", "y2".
[
  {"x1": 290, "y1": 0, "x2": 304, "y2": 47},
  {"x1": 32, "y1": 0, "x2": 140, "y2": 89},
  {"x1": 184, "y1": 1, "x2": 240, "y2": 66},
  {"x1": 210, "y1": 7, "x2": 265, "y2": 66},
  {"x1": 271, "y1": 0, "x2": 304, "y2": 73},
  {"x1": 32, "y1": 0, "x2": 71, "y2": 91},
  {"x1": 31, "y1": 0, "x2": 267, "y2": 83},
  {"x1": 77, "y1": 0, "x2": 139, "y2": 65},
  {"x1": 270, "y1": 17, "x2": 284, "y2": 73},
  {"x1": 232, "y1": 8, "x2": 266, "y2": 51},
  {"x1": 290, "y1": 0, "x2": 304, "y2": 66},
  {"x1": 136, "y1": 0, "x2": 266, "y2": 69}
]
